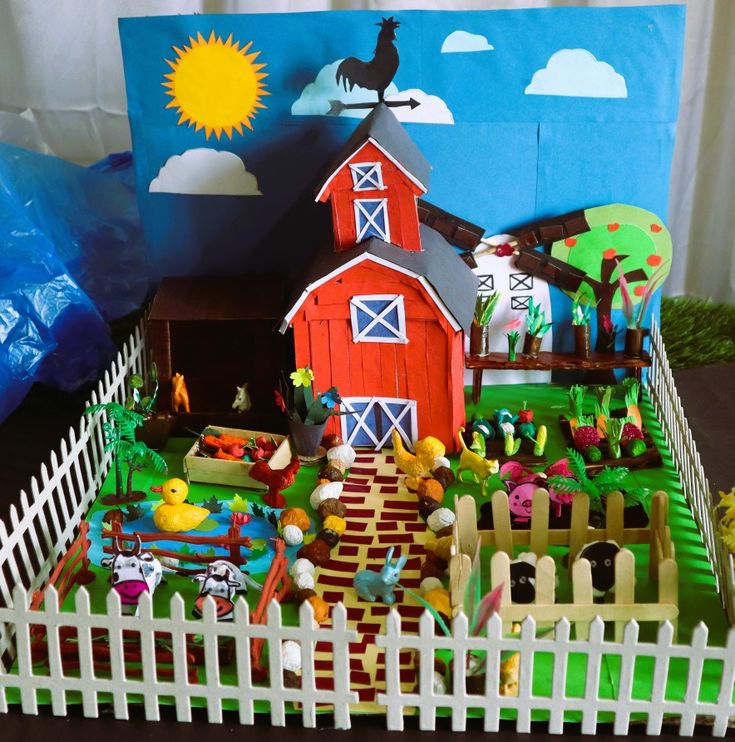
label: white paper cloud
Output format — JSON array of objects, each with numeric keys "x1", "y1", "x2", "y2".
[
  {"x1": 441, "y1": 30, "x2": 494, "y2": 53},
  {"x1": 149, "y1": 148, "x2": 262, "y2": 195},
  {"x1": 525, "y1": 49, "x2": 627, "y2": 98},
  {"x1": 291, "y1": 60, "x2": 453, "y2": 124}
]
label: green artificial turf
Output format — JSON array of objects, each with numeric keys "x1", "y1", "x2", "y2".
[
  {"x1": 7, "y1": 382, "x2": 731, "y2": 722},
  {"x1": 660, "y1": 296, "x2": 735, "y2": 370}
]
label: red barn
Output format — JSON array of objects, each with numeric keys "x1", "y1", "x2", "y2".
[{"x1": 280, "y1": 104, "x2": 477, "y2": 450}]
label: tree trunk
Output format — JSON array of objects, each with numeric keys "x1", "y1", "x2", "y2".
[
  {"x1": 114, "y1": 458, "x2": 123, "y2": 500},
  {"x1": 126, "y1": 465, "x2": 135, "y2": 499}
]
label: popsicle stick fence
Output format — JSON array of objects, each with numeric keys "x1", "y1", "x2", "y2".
[
  {"x1": 449, "y1": 490, "x2": 679, "y2": 641},
  {"x1": 101, "y1": 521, "x2": 253, "y2": 572},
  {"x1": 1, "y1": 321, "x2": 734, "y2": 733}
]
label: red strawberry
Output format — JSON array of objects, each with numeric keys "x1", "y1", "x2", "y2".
[
  {"x1": 621, "y1": 423, "x2": 644, "y2": 444},
  {"x1": 574, "y1": 425, "x2": 601, "y2": 451}
]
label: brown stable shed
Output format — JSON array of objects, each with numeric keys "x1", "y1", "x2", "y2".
[{"x1": 147, "y1": 275, "x2": 293, "y2": 434}]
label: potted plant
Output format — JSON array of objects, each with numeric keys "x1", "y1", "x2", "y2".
[
  {"x1": 616, "y1": 260, "x2": 668, "y2": 358},
  {"x1": 571, "y1": 291, "x2": 596, "y2": 358},
  {"x1": 504, "y1": 318, "x2": 523, "y2": 362},
  {"x1": 275, "y1": 366, "x2": 349, "y2": 457},
  {"x1": 522, "y1": 299, "x2": 552, "y2": 358},
  {"x1": 125, "y1": 363, "x2": 174, "y2": 450},
  {"x1": 598, "y1": 313, "x2": 621, "y2": 352},
  {"x1": 84, "y1": 402, "x2": 168, "y2": 505},
  {"x1": 470, "y1": 292, "x2": 500, "y2": 356}
]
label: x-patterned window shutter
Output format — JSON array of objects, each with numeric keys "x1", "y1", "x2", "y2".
[
  {"x1": 340, "y1": 397, "x2": 417, "y2": 451},
  {"x1": 350, "y1": 294, "x2": 408, "y2": 344},
  {"x1": 350, "y1": 162, "x2": 384, "y2": 191},
  {"x1": 354, "y1": 198, "x2": 390, "y2": 243}
]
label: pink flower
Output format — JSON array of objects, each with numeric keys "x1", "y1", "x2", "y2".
[
  {"x1": 601, "y1": 313, "x2": 614, "y2": 334},
  {"x1": 231, "y1": 512, "x2": 252, "y2": 526}
]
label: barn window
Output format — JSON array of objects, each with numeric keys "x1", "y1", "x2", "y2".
[
  {"x1": 354, "y1": 198, "x2": 390, "y2": 243},
  {"x1": 477, "y1": 274, "x2": 495, "y2": 294},
  {"x1": 350, "y1": 294, "x2": 407, "y2": 344},
  {"x1": 350, "y1": 162, "x2": 384, "y2": 191}
]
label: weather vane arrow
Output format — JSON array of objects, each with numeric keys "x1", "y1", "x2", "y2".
[{"x1": 327, "y1": 97, "x2": 420, "y2": 116}]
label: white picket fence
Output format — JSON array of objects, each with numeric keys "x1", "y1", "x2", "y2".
[
  {"x1": 0, "y1": 322, "x2": 734, "y2": 733},
  {"x1": 648, "y1": 319, "x2": 735, "y2": 624}
]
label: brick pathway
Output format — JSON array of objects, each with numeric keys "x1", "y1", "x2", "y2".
[{"x1": 314, "y1": 451, "x2": 430, "y2": 710}]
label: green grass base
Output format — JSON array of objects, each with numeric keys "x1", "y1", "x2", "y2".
[{"x1": 6, "y1": 382, "x2": 730, "y2": 721}]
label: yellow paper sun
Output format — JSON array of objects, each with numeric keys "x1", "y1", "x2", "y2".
[{"x1": 162, "y1": 31, "x2": 268, "y2": 140}]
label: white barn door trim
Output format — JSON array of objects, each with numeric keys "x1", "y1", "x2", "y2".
[{"x1": 340, "y1": 396, "x2": 417, "y2": 451}]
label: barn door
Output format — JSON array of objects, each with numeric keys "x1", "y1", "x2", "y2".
[{"x1": 340, "y1": 397, "x2": 417, "y2": 451}]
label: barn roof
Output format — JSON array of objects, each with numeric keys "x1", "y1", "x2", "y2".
[
  {"x1": 315, "y1": 103, "x2": 432, "y2": 201},
  {"x1": 281, "y1": 224, "x2": 478, "y2": 333}
]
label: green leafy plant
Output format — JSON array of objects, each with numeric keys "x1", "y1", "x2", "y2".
[
  {"x1": 525, "y1": 299, "x2": 553, "y2": 338},
  {"x1": 506, "y1": 331, "x2": 520, "y2": 361},
  {"x1": 571, "y1": 290, "x2": 596, "y2": 326},
  {"x1": 125, "y1": 363, "x2": 159, "y2": 416},
  {"x1": 547, "y1": 448, "x2": 629, "y2": 515},
  {"x1": 230, "y1": 494, "x2": 250, "y2": 513},
  {"x1": 202, "y1": 496, "x2": 224, "y2": 514},
  {"x1": 593, "y1": 386, "x2": 613, "y2": 422},
  {"x1": 605, "y1": 417, "x2": 628, "y2": 459},
  {"x1": 567, "y1": 385, "x2": 586, "y2": 423},
  {"x1": 85, "y1": 402, "x2": 167, "y2": 504},
  {"x1": 474, "y1": 292, "x2": 500, "y2": 326}
]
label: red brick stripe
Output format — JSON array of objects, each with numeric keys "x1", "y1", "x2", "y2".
[
  {"x1": 339, "y1": 534, "x2": 373, "y2": 545},
  {"x1": 374, "y1": 475, "x2": 400, "y2": 484},
  {"x1": 381, "y1": 500, "x2": 417, "y2": 510},
  {"x1": 379, "y1": 511, "x2": 418, "y2": 521}
]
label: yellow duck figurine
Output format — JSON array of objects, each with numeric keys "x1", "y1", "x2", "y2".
[{"x1": 151, "y1": 478, "x2": 210, "y2": 533}]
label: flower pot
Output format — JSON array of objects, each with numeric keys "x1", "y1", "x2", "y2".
[
  {"x1": 469, "y1": 322, "x2": 491, "y2": 356},
  {"x1": 573, "y1": 324, "x2": 591, "y2": 358},
  {"x1": 522, "y1": 333, "x2": 542, "y2": 358},
  {"x1": 288, "y1": 419, "x2": 327, "y2": 457},
  {"x1": 624, "y1": 328, "x2": 646, "y2": 358},
  {"x1": 136, "y1": 412, "x2": 175, "y2": 450}
]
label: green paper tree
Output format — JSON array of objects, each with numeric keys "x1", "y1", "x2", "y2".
[{"x1": 549, "y1": 205, "x2": 672, "y2": 352}]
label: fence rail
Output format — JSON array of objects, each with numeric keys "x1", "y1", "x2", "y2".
[{"x1": 1, "y1": 321, "x2": 734, "y2": 733}]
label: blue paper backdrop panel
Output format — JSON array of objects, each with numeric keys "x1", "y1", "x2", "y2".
[{"x1": 119, "y1": 6, "x2": 685, "y2": 312}]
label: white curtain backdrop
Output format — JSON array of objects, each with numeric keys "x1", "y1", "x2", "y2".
[{"x1": 0, "y1": 0, "x2": 732, "y2": 302}]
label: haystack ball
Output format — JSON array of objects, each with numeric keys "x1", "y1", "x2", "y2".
[
  {"x1": 294, "y1": 588, "x2": 317, "y2": 604},
  {"x1": 420, "y1": 557, "x2": 446, "y2": 581},
  {"x1": 433, "y1": 455, "x2": 451, "y2": 471},
  {"x1": 282, "y1": 524, "x2": 304, "y2": 547},
  {"x1": 317, "y1": 529, "x2": 340, "y2": 549},
  {"x1": 309, "y1": 481, "x2": 343, "y2": 510},
  {"x1": 297, "y1": 538, "x2": 331, "y2": 567},
  {"x1": 419, "y1": 577, "x2": 444, "y2": 595},
  {"x1": 427, "y1": 507, "x2": 456, "y2": 533},
  {"x1": 317, "y1": 498, "x2": 347, "y2": 520},
  {"x1": 321, "y1": 433, "x2": 343, "y2": 451},
  {"x1": 306, "y1": 595, "x2": 330, "y2": 624},
  {"x1": 293, "y1": 571, "x2": 315, "y2": 591},
  {"x1": 433, "y1": 466, "x2": 455, "y2": 490},
  {"x1": 418, "y1": 496, "x2": 441, "y2": 521},
  {"x1": 317, "y1": 463, "x2": 344, "y2": 483},
  {"x1": 417, "y1": 478, "x2": 444, "y2": 503},
  {"x1": 326, "y1": 443, "x2": 356, "y2": 470},
  {"x1": 423, "y1": 587, "x2": 452, "y2": 617},
  {"x1": 289, "y1": 558, "x2": 315, "y2": 578},
  {"x1": 281, "y1": 640, "x2": 302, "y2": 673},
  {"x1": 323, "y1": 515, "x2": 347, "y2": 536},
  {"x1": 280, "y1": 507, "x2": 311, "y2": 531}
]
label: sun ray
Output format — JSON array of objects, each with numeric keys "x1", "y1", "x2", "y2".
[{"x1": 162, "y1": 31, "x2": 267, "y2": 140}]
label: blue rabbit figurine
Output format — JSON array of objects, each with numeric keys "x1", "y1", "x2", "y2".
[{"x1": 354, "y1": 547, "x2": 407, "y2": 604}]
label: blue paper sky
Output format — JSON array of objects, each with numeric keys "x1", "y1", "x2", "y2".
[{"x1": 119, "y1": 6, "x2": 685, "y2": 281}]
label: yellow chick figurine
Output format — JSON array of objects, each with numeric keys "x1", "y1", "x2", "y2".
[{"x1": 151, "y1": 478, "x2": 209, "y2": 533}]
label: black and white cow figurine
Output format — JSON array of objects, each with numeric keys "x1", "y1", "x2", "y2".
[
  {"x1": 191, "y1": 559, "x2": 262, "y2": 621},
  {"x1": 101, "y1": 535, "x2": 163, "y2": 615},
  {"x1": 575, "y1": 540, "x2": 621, "y2": 597},
  {"x1": 509, "y1": 552, "x2": 537, "y2": 604}
]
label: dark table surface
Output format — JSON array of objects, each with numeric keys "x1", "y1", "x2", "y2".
[{"x1": 1, "y1": 363, "x2": 733, "y2": 740}]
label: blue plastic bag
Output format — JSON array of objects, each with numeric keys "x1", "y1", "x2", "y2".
[{"x1": 0, "y1": 143, "x2": 148, "y2": 423}]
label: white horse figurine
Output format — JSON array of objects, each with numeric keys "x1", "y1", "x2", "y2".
[{"x1": 232, "y1": 383, "x2": 252, "y2": 413}]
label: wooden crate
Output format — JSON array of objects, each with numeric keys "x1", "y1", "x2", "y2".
[{"x1": 183, "y1": 426, "x2": 291, "y2": 490}]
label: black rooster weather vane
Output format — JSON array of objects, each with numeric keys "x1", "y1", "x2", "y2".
[{"x1": 329, "y1": 17, "x2": 419, "y2": 116}]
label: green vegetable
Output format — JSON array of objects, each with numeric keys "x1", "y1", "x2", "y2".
[
  {"x1": 585, "y1": 445, "x2": 602, "y2": 463},
  {"x1": 504, "y1": 433, "x2": 521, "y2": 456},
  {"x1": 627, "y1": 439, "x2": 647, "y2": 457},
  {"x1": 517, "y1": 421, "x2": 536, "y2": 439},
  {"x1": 532, "y1": 425, "x2": 547, "y2": 456}
]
